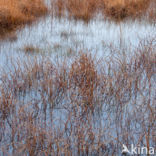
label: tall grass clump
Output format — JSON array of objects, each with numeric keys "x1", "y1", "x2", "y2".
[
  {"x1": 69, "y1": 54, "x2": 99, "y2": 113},
  {"x1": 52, "y1": 0, "x2": 155, "y2": 22},
  {"x1": 0, "y1": 0, "x2": 48, "y2": 38},
  {"x1": 103, "y1": 0, "x2": 150, "y2": 20}
]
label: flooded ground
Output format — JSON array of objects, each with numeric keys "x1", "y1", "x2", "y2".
[
  {"x1": 0, "y1": 5, "x2": 156, "y2": 155},
  {"x1": 0, "y1": 15, "x2": 156, "y2": 65}
]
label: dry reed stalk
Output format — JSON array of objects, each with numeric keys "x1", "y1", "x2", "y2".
[{"x1": 0, "y1": 38, "x2": 155, "y2": 154}]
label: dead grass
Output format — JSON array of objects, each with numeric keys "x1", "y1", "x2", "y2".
[
  {"x1": 147, "y1": 0, "x2": 156, "y2": 22},
  {"x1": 0, "y1": 0, "x2": 48, "y2": 39},
  {"x1": 53, "y1": 0, "x2": 102, "y2": 21},
  {"x1": 69, "y1": 53, "x2": 98, "y2": 112},
  {"x1": 22, "y1": 45, "x2": 42, "y2": 54},
  {"x1": 103, "y1": 0, "x2": 150, "y2": 20},
  {"x1": 0, "y1": 38, "x2": 155, "y2": 154},
  {"x1": 52, "y1": 0, "x2": 155, "y2": 22}
]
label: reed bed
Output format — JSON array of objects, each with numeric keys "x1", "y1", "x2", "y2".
[
  {"x1": 0, "y1": 0, "x2": 48, "y2": 38},
  {"x1": 52, "y1": 0, "x2": 156, "y2": 22},
  {"x1": 0, "y1": 38, "x2": 155, "y2": 155}
]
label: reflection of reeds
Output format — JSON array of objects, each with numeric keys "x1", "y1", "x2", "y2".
[
  {"x1": 0, "y1": 38, "x2": 155, "y2": 154},
  {"x1": 0, "y1": 0, "x2": 48, "y2": 38},
  {"x1": 52, "y1": 0, "x2": 155, "y2": 22}
]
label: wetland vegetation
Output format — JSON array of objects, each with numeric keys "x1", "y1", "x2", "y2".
[{"x1": 0, "y1": 0, "x2": 155, "y2": 155}]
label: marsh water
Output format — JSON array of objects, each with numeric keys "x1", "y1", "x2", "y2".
[
  {"x1": 0, "y1": 13, "x2": 156, "y2": 155},
  {"x1": 0, "y1": 15, "x2": 156, "y2": 68}
]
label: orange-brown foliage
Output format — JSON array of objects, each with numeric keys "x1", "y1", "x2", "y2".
[
  {"x1": 53, "y1": 0, "x2": 155, "y2": 22},
  {"x1": 0, "y1": 0, "x2": 48, "y2": 38}
]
